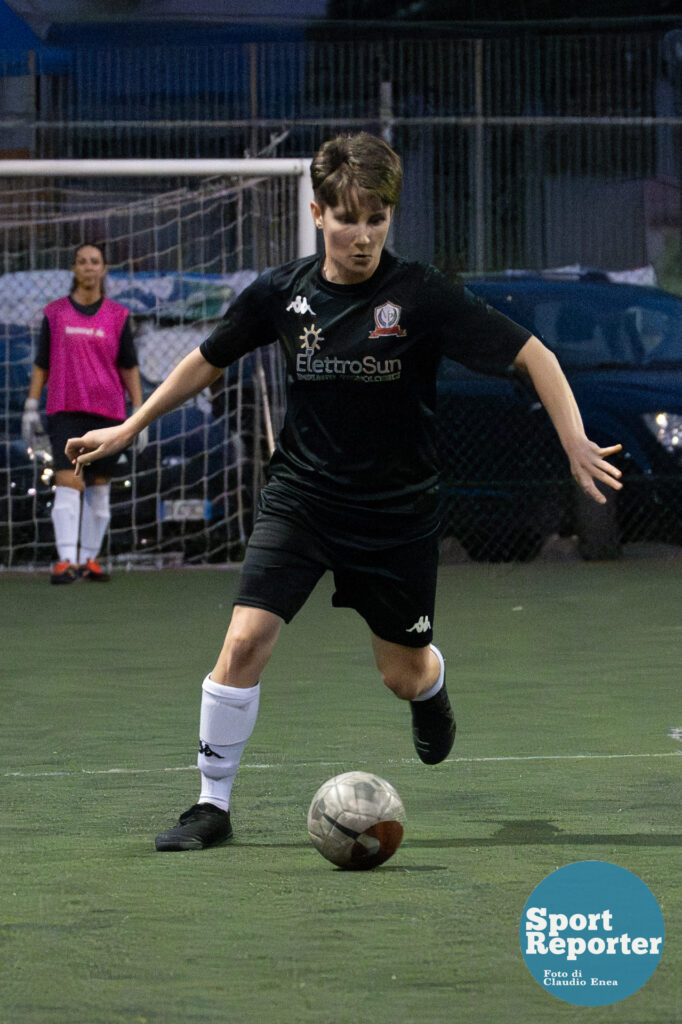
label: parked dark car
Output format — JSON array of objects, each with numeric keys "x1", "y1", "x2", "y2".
[{"x1": 436, "y1": 272, "x2": 682, "y2": 560}]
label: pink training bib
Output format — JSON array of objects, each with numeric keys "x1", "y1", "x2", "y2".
[{"x1": 44, "y1": 297, "x2": 130, "y2": 420}]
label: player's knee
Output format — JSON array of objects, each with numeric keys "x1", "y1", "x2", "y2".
[
  {"x1": 381, "y1": 669, "x2": 424, "y2": 702},
  {"x1": 213, "y1": 619, "x2": 275, "y2": 684},
  {"x1": 54, "y1": 472, "x2": 83, "y2": 493},
  {"x1": 221, "y1": 630, "x2": 261, "y2": 673}
]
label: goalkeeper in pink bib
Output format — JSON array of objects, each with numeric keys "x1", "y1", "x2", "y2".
[{"x1": 23, "y1": 243, "x2": 146, "y2": 583}]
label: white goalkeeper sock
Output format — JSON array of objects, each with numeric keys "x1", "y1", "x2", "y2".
[
  {"x1": 79, "y1": 483, "x2": 111, "y2": 562},
  {"x1": 50, "y1": 485, "x2": 81, "y2": 563},
  {"x1": 197, "y1": 675, "x2": 261, "y2": 813},
  {"x1": 411, "y1": 644, "x2": 445, "y2": 702}
]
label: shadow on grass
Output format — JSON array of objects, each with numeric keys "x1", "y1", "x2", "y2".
[
  {"x1": 197, "y1": 819, "x2": 679, "y2": 851},
  {"x1": 209, "y1": 819, "x2": 682, "y2": 850},
  {"x1": 403, "y1": 819, "x2": 682, "y2": 848},
  {"x1": 142, "y1": 820, "x2": 681, "y2": 860}
]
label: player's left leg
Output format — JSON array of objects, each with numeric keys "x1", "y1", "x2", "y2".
[
  {"x1": 78, "y1": 474, "x2": 111, "y2": 580},
  {"x1": 371, "y1": 636, "x2": 456, "y2": 764},
  {"x1": 333, "y1": 531, "x2": 455, "y2": 764},
  {"x1": 371, "y1": 635, "x2": 439, "y2": 700}
]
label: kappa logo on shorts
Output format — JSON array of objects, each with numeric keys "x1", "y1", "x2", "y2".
[
  {"x1": 406, "y1": 615, "x2": 431, "y2": 634},
  {"x1": 369, "y1": 301, "x2": 407, "y2": 338}
]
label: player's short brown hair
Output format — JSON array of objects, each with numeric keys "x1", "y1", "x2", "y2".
[{"x1": 311, "y1": 133, "x2": 403, "y2": 211}]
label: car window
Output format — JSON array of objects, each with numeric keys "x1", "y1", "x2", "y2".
[
  {"x1": 542, "y1": 300, "x2": 615, "y2": 367},
  {"x1": 470, "y1": 283, "x2": 682, "y2": 369},
  {"x1": 472, "y1": 289, "x2": 616, "y2": 367},
  {"x1": 633, "y1": 305, "x2": 682, "y2": 364}
]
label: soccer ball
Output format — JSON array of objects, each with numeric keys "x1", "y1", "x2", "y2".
[{"x1": 307, "y1": 771, "x2": 406, "y2": 870}]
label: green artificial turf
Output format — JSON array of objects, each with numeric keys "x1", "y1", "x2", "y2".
[{"x1": 1, "y1": 556, "x2": 680, "y2": 1023}]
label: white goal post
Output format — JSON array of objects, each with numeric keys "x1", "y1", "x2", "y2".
[
  {"x1": 0, "y1": 157, "x2": 316, "y2": 570},
  {"x1": 0, "y1": 158, "x2": 317, "y2": 261}
]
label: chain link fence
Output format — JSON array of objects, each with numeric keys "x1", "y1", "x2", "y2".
[
  {"x1": 2, "y1": 25, "x2": 680, "y2": 275},
  {"x1": 1, "y1": 21, "x2": 681, "y2": 561}
]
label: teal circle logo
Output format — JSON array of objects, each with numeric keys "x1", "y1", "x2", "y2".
[{"x1": 520, "y1": 861, "x2": 664, "y2": 1006}]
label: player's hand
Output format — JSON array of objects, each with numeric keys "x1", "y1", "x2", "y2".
[
  {"x1": 567, "y1": 441, "x2": 623, "y2": 504},
  {"x1": 65, "y1": 425, "x2": 132, "y2": 475}
]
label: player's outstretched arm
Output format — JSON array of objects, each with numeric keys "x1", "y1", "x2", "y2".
[
  {"x1": 66, "y1": 347, "x2": 223, "y2": 473},
  {"x1": 513, "y1": 335, "x2": 623, "y2": 505}
]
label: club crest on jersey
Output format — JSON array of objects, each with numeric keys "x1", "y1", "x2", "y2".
[{"x1": 369, "y1": 301, "x2": 407, "y2": 338}]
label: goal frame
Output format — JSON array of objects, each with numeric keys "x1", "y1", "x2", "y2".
[
  {"x1": 0, "y1": 158, "x2": 317, "y2": 262},
  {"x1": 0, "y1": 157, "x2": 316, "y2": 569}
]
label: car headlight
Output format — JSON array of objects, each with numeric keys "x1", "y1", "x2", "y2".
[{"x1": 642, "y1": 412, "x2": 682, "y2": 454}]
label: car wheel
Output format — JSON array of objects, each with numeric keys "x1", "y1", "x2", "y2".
[
  {"x1": 575, "y1": 484, "x2": 621, "y2": 560},
  {"x1": 460, "y1": 529, "x2": 546, "y2": 562}
]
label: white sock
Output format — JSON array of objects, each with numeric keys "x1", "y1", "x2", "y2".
[
  {"x1": 79, "y1": 483, "x2": 111, "y2": 562},
  {"x1": 411, "y1": 644, "x2": 445, "y2": 702},
  {"x1": 50, "y1": 485, "x2": 81, "y2": 563},
  {"x1": 197, "y1": 675, "x2": 261, "y2": 813}
]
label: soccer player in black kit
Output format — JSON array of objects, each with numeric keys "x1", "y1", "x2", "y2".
[{"x1": 67, "y1": 133, "x2": 623, "y2": 851}]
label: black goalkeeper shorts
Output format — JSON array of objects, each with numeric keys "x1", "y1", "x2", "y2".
[
  {"x1": 48, "y1": 411, "x2": 124, "y2": 476},
  {"x1": 235, "y1": 507, "x2": 439, "y2": 648}
]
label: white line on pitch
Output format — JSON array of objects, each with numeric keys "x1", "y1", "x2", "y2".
[{"x1": 3, "y1": 751, "x2": 680, "y2": 779}]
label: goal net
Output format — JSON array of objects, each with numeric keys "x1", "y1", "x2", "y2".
[{"x1": 0, "y1": 158, "x2": 315, "y2": 569}]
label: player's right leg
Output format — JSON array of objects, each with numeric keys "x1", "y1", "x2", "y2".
[
  {"x1": 156, "y1": 505, "x2": 326, "y2": 852},
  {"x1": 49, "y1": 468, "x2": 83, "y2": 584},
  {"x1": 155, "y1": 606, "x2": 282, "y2": 852}
]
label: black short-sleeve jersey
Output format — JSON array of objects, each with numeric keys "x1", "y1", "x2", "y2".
[{"x1": 200, "y1": 250, "x2": 531, "y2": 544}]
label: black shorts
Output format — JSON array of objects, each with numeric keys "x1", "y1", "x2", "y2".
[
  {"x1": 48, "y1": 411, "x2": 125, "y2": 476},
  {"x1": 236, "y1": 508, "x2": 439, "y2": 648}
]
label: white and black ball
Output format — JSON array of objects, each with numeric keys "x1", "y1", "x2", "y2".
[{"x1": 307, "y1": 770, "x2": 406, "y2": 870}]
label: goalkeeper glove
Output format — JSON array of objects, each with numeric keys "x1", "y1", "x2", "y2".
[
  {"x1": 21, "y1": 397, "x2": 43, "y2": 448},
  {"x1": 131, "y1": 408, "x2": 149, "y2": 454},
  {"x1": 135, "y1": 426, "x2": 149, "y2": 454}
]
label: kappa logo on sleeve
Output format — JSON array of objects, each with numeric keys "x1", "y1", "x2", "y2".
[{"x1": 369, "y1": 301, "x2": 407, "y2": 338}]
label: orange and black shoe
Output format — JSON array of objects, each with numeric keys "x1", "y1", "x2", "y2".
[
  {"x1": 50, "y1": 560, "x2": 79, "y2": 585},
  {"x1": 79, "y1": 558, "x2": 111, "y2": 582}
]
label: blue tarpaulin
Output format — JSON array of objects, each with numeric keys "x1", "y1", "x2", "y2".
[{"x1": 0, "y1": 0, "x2": 71, "y2": 74}]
